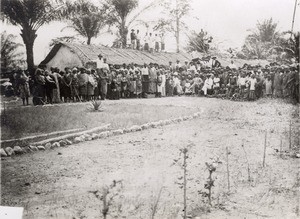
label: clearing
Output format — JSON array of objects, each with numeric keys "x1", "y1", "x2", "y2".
[{"x1": 1, "y1": 97, "x2": 300, "y2": 219}]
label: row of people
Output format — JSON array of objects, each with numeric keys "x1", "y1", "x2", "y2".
[{"x1": 13, "y1": 60, "x2": 298, "y2": 106}]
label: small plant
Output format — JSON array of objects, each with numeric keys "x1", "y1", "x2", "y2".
[
  {"x1": 90, "y1": 180, "x2": 123, "y2": 219},
  {"x1": 90, "y1": 100, "x2": 103, "y2": 111},
  {"x1": 172, "y1": 142, "x2": 194, "y2": 219},
  {"x1": 150, "y1": 186, "x2": 164, "y2": 219},
  {"x1": 198, "y1": 157, "x2": 221, "y2": 206}
]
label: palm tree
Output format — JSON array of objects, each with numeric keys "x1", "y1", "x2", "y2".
[
  {"x1": 1, "y1": 0, "x2": 63, "y2": 72},
  {"x1": 242, "y1": 18, "x2": 282, "y2": 59},
  {"x1": 62, "y1": 0, "x2": 108, "y2": 45},
  {"x1": 1, "y1": 31, "x2": 25, "y2": 71}
]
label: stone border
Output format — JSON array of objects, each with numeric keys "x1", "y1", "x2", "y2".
[{"x1": 0, "y1": 111, "x2": 202, "y2": 157}]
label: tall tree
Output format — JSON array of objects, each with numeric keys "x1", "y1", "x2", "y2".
[
  {"x1": 154, "y1": 0, "x2": 190, "y2": 53},
  {"x1": 62, "y1": 0, "x2": 108, "y2": 45},
  {"x1": 1, "y1": 31, "x2": 25, "y2": 71},
  {"x1": 1, "y1": 0, "x2": 63, "y2": 72},
  {"x1": 241, "y1": 18, "x2": 282, "y2": 59},
  {"x1": 104, "y1": 0, "x2": 156, "y2": 48}
]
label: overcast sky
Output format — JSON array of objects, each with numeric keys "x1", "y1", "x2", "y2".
[{"x1": 1, "y1": 0, "x2": 299, "y2": 64}]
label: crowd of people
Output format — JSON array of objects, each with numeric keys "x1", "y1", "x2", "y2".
[{"x1": 6, "y1": 54, "x2": 299, "y2": 106}]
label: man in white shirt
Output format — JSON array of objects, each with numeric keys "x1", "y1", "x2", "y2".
[{"x1": 229, "y1": 60, "x2": 237, "y2": 69}]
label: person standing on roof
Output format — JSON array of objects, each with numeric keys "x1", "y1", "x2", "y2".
[
  {"x1": 130, "y1": 29, "x2": 136, "y2": 49},
  {"x1": 136, "y1": 29, "x2": 141, "y2": 50}
]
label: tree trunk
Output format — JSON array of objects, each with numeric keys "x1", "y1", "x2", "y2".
[
  {"x1": 20, "y1": 28, "x2": 37, "y2": 73},
  {"x1": 87, "y1": 37, "x2": 91, "y2": 45},
  {"x1": 175, "y1": 0, "x2": 180, "y2": 53},
  {"x1": 120, "y1": 20, "x2": 128, "y2": 48}
]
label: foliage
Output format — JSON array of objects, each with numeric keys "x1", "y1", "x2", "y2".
[
  {"x1": 172, "y1": 142, "x2": 194, "y2": 219},
  {"x1": 62, "y1": 0, "x2": 108, "y2": 45},
  {"x1": 1, "y1": 0, "x2": 63, "y2": 72},
  {"x1": 1, "y1": 31, "x2": 25, "y2": 71},
  {"x1": 90, "y1": 180, "x2": 123, "y2": 219},
  {"x1": 153, "y1": 0, "x2": 191, "y2": 53},
  {"x1": 90, "y1": 100, "x2": 103, "y2": 111},
  {"x1": 49, "y1": 36, "x2": 76, "y2": 47},
  {"x1": 241, "y1": 18, "x2": 281, "y2": 59},
  {"x1": 186, "y1": 29, "x2": 213, "y2": 53},
  {"x1": 103, "y1": 0, "x2": 157, "y2": 48}
]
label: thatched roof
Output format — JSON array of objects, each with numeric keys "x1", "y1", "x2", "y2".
[
  {"x1": 40, "y1": 42, "x2": 270, "y2": 68},
  {"x1": 41, "y1": 42, "x2": 193, "y2": 66}
]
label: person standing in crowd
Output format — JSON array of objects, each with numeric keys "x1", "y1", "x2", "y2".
[
  {"x1": 141, "y1": 63, "x2": 149, "y2": 97},
  {"x1": 70, "y1": 68, "x2": 80, "y2": 102},
  {"x1": 17, "y1": 70, "x2": 30, "y2": 106},
  {"x1": 87, "y1": 69, "x2": 96, "y2": 101},
  {"x1": 203, "y1": 74, "x2": 213, "y2": 96},
  {"x1": 213, "y1": 73, "x2": 220, "y2": 95},
  {"x1": 273, "y1": 68, "x2": 282, "y2": 97},
  {"x1": 44, "y1": 69, "x2": 56, "y2": 104},
  {"x1": 130, "y1": 29, "x2": 136, "y2": 49},
  {"x1": 156, "y1": 70, "x2": 163, "y2": 97},
  {"x1": 173, "y1": 72, "x2": 182, "y2": 95},
  {"x1": 264, "y1": 75, "x2": 273, "y2": 97},
  {"x1": 51, "y1": 67, "x2": 62, "y2": 103},
  {"x1": 175, "y1": 60, "x2": 181, "y2": 71},
  {"x1": 32, "y1": 65, "x2": 47, "y2": 105},
  {"x1": 149, "y1": 63, "x2": 157, "y2": 94},
  {"x1": 99, "y1": 68, "x2": 109, "y2": 100},
  {"x1": 60, "y1": 68, "x2": 72, "y2": 102},
  {"x1": 136, "y1": 29, "x2": 141, "y2": 50},
  {"x1": 248, "y1": 74, "x2": 257, "y2": 101},
  {"x1": 161, "y1": 69, "x2": 166, "y2": 97},
  {"x1": 77, "y1": 68, "x2": 88, "y2": 101}
]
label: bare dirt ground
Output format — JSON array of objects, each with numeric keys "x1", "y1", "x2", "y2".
[{"x1": 1, "y1": 97, "x2": 300, "y2": 219}]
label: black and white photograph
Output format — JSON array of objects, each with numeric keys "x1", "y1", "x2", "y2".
[{"x1": 0, "y1": 0, "x2": 299, "y2": 218}]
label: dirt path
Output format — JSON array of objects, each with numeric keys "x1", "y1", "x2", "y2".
[{"x1": 1, "y1": 97, "x2": 299, "y2": 219}]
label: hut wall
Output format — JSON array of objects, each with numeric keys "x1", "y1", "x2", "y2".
[{"x1": 46, "y1": 46, "x2": 83, "y2": 70}]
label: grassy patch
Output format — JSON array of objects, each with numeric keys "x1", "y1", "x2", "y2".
[{"x1": 1, "y1": 102, "x2": 197, "y2": 141}]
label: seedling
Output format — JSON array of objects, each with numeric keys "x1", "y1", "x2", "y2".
[
  {"x1": 172, "y1": 143, "x2": 194, "y2": 219},
  {"x1": 90, "y1": 180, "x2": 123, "y2": 219},
  {"x1": 90, "y1": 100, "x2": 103, "y2": 111}
]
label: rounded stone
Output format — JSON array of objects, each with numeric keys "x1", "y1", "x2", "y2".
[
  {"x1": 1, "y1": 148, "x2": 8, "y2": 157},
  {"x1": 37, "y1": 146, "x2": 45, "y2": 151},
  {"x1": 29, "y1": 145, "x2": 38, "y2": 151},
  {"x1": 5, "y1": 147, "x2": 14, "y2": 156},
  {"x1": 13, "y1": 146, "x2": 23, "y2": 154},
  {"x1": 45, "y1": 143, "x2": 52, "y2": 150}
]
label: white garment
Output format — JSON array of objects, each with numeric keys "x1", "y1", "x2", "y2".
[
  {"x1": 213, "y1": 77, "x2": 220, "y2": 88},
  {"x1": 141, "y1": 67, "x2": 149, "y2": 75},
  {"x1": 238, "y1": 77, "x2": 246, "y2": 86},
  {"x1": 229, "y1": 63, "x2": 237, "y2": 69},
  {"x1": 249, "y1": 78, "x2": 257, "y2": 90}
]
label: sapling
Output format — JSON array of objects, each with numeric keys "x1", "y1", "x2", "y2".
[
  {"x1": 241, "y1": 141, "x2": 251, "y2": 182},
  {"x1": 225, "y1": 147, "x2": 230, "y2": 192},
  {"x1": 172, "y1": 143, "x2": 194, "y2": 219},
  {"x1": 204, "y1": 160, "x2": 218, "y2": 206},
  {"x1": 263, "y1": 130, "x2": 267, "y2": 167},
  {"x1": 90, "y1": 100, "x2": 103, "y2": 111},
  {"x1": 150, "y1": 186, "x2": 164, "y2": 219},
  {"x1": 90, "y1": 180, "x2": 123, "y2": 219}
]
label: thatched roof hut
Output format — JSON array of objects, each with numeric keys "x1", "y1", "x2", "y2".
[
  {"x1": 40, "y1": 42, "x2": 193, "y2": 69},
  {"x1": 40, "y1": 42, "x2": 269, "y2": 69}
]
